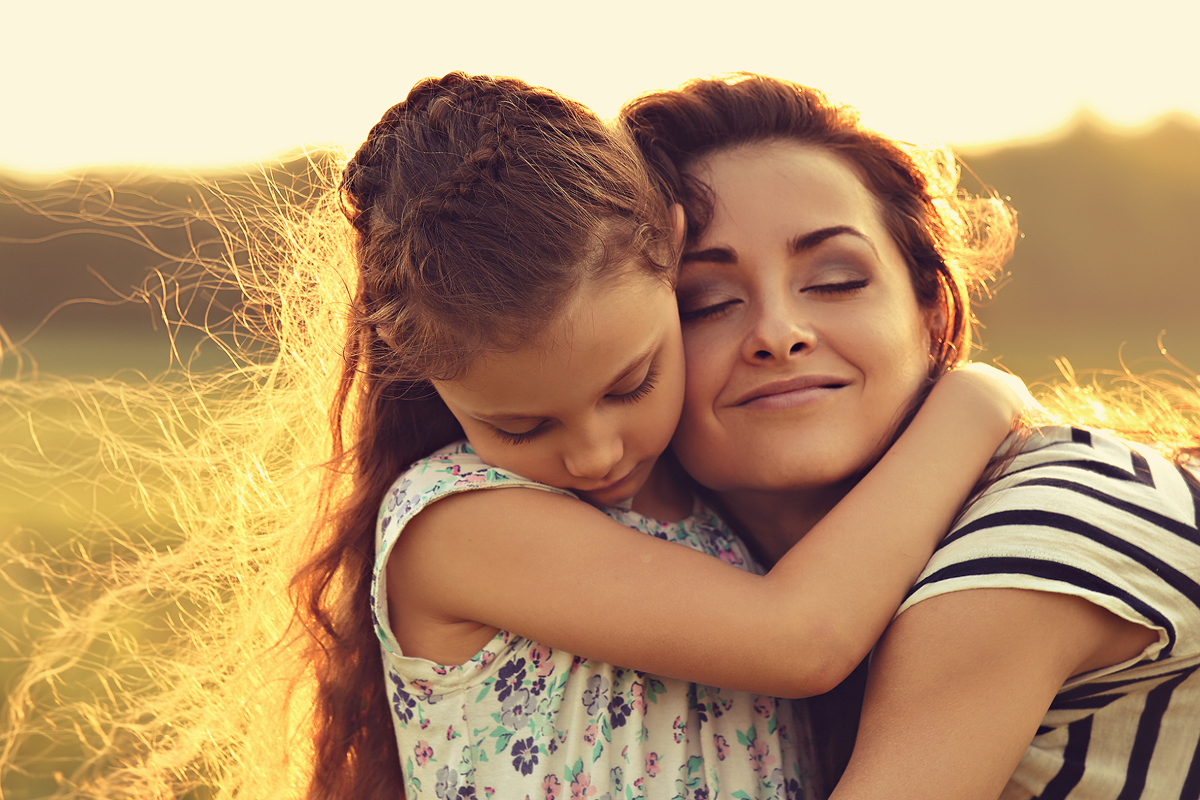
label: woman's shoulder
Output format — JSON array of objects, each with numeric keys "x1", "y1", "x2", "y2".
[{"x1": 901, "y1": 424, "x2": 1200, "y2": 659}]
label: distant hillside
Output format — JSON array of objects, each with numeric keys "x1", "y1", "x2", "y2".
[
  {"x1": 957, "y1": 112, "x2": 1200, "y2": 379},
  {"x1": 2, "y1": 123, "x2": 1199, "y2": 381}
]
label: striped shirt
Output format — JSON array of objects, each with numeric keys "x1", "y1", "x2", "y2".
[{"x1": 898, "y1": 425, "x2": 1200, "y2": 799}]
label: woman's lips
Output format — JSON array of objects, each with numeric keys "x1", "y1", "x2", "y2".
[{"x1": 734, "y1": 375, "x2": 848, "y2": 410}]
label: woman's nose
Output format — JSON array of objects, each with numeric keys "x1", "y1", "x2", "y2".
[
  {"x1": 562, "y1": 420, "x2": 624, "y2": 480},
  {"x1": 741, "y1": 296, "x2": 816, "y2": 363}
]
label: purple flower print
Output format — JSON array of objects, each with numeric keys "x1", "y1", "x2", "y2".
[
  {"x1": 607, "y1": 693, "x2": 633, "y2": 729},
  {"x1": 391, "y1": 684, "x2": 416, "y2": 725},
  {"x1": 495, "y1": 658, "x2": 527, "y2": 702},
  {"x1": 510, "y1": 736, "x2": 539, "y2": 776},
  {"x1": 581, "y1": 674, "x2": 610, "y2": 715},
  {"x1": 414, "y1": 740, "x2": 433, "y2": 767},
  {"x1": 435, "y1": 765, "x2": 459, "y2": 800},
  {"x1": 542, "y1": 774, "x2": 562, "y2": 800},
  {"x1": 500, "y1": 689, "x2": 536, "y2": 730}
]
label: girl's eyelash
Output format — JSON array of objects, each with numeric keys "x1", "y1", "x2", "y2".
[
  {"x1": 679, "y1": 299, "x2": 740, "y2": 322},
  {"x1": 610, "y1": 366, "x2": 659, "y2": 404},
  {"x1": 492, "y1": 423, "x2": 546, "y2": 445},
  {"x1": 805, "y1": 278, "x2": 869, "y2": 295}
]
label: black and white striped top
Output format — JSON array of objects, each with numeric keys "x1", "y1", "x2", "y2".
[{"x1": 898, "y1": 425, "x2": 1200, "y2": 799}]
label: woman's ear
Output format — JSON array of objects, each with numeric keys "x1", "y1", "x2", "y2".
[
  {"x1": 670, "y1": 203, "x2": 686, "y2": 249},
  {"x1": 924, "y1": 303, "x2": 949, "y2": 356}
]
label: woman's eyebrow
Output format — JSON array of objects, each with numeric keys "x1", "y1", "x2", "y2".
[
  {"x1": 682, "y1": 225, "x2": 877, "y2": 265},
  {"x1": 681, "y1": 246, "x2": 735, "y2": 265},
  {"x1": 790, "y1": 225, "x2": 878, "y2": 256}
]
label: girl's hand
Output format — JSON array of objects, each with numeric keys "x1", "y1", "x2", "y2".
[{"x1": 939, "y1": 362, "x2": 1047, "y2": 431}]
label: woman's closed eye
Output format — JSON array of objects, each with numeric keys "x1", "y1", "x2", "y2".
[{"x1": 803, "y1": 278, "x2": 869, "y2": 296}]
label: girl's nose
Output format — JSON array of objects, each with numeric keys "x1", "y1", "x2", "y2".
[{"x1": 562, "y1": 421, "x2": 624, "y2": 481}]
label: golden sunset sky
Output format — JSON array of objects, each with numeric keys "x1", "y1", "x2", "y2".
[{"x1": 4, "y1": 0, "x2": 1198, "y2": 172}]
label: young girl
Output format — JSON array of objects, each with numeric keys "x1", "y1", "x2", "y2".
[{"x1": 303, "y1": 72, "x2": 1031, "y2": 800}]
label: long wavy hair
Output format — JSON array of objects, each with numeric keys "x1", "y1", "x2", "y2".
[{"x1": 293, "y1": 72, "x2": 677, "y2": 800}]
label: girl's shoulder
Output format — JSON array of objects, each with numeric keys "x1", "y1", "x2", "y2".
[{"x1": 378, "y1": 440, "x2": 574, "y2": 549}]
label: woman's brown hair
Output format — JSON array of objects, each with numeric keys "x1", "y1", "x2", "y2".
[{"x1": 292, "y1": 72, "x2": 676, "y2": 800}]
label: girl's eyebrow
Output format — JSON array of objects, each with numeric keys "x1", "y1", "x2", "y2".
[{"x1": 681, "y1": 225, "x2": 877, "y2": 265}]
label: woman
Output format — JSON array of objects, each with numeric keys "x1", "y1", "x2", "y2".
[{"x1": 621, "y1": 73, "x2": 1200, "y2": 799}]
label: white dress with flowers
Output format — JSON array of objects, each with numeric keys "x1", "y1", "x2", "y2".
[{"x1": 372, "y1": 441, "x2": 817, "y2": 800}]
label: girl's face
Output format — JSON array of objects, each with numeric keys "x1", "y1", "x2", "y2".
[
  {"x1": 673, "y1": 141, "x2": 939, "y2": 494},
  {"x1": 434, "y1": 270, "x2": 685, "y2": 507}
]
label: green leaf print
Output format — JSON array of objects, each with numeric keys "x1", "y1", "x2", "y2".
[
  {"x1": 490, "y1": 730, "x2": 513, "y2": 755},
  {"x1": 645, "y1": 678, "x2": 667, "y2": 704},
  {"x1": 601, "y1": 714, "x2": 612, "y2": 743},
  {"x1": 736, "y1": 730, "x2": 749, "y2": 747},
  {"x1": 476, "y1": 683, "x2": 493, "y2": 703},
  {"x1": 768, "y1": 714, "x2": 778, "y2": 735},
  {"x1": 686, "y1": 756, "x2": 702, "y2": 775},
  {"x1": 592, "y1": 741, "x2": 603, "y2": 762},
  {"x1": 569, "y1": 757, "x2": 584, "y2": 782},
  {"x1": 732, "y1": 792, "x2": 752, "y2": 799}
]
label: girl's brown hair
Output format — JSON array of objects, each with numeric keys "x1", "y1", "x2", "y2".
[
  {"x1": 293, "y1": 72, "x2": 676, "y2": 800},
  {"x1": 621, "y1": 72, "x2": 1015, "y2": 379}
]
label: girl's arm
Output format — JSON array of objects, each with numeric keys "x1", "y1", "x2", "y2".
[
  {"x1": 829, "y1": 589, "x2": 1157, "y2": 800},
  {"x1": 388, "y1": 365, "x2": 1029, "y2": 697}
]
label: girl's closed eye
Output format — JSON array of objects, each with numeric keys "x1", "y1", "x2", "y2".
[
  {"x1": 492, "y1": 421, "x2": 549, "y2": 445},
  {"x1": 609, "y1": 366, "x2": 659, "y2": 404}
]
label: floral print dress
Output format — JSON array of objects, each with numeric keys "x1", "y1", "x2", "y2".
[{"x1": 372, "y1": 442, "x2": 819, "y2": 800}]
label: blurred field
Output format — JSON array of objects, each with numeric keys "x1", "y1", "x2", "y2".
[{"x1": 1, "y1": 117, "x2": 1198, "y2": 795}]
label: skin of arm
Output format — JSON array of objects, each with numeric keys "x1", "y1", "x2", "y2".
[
  {"x1": 829, "y1": 589, "x2": 1159, "y2": 800},
  {"x1": 386, "y1": 366, "x2": 1029, "y2": 698}
]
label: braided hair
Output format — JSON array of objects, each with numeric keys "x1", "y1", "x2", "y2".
[{"x1": 293, "y1": 72, "x2": 676, "y2": 800}]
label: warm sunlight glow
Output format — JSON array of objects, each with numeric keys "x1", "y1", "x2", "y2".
[{"x1": 4, "y1": 0, "x2": 1199, "y2": 173}]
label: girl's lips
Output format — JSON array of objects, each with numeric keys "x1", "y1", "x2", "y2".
[{"x1": 734, "y1": 375, "x2": 848, "y2": 407}]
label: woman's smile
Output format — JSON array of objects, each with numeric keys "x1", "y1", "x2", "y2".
[{"x1": 734, "y1": 375, "x2": 850, "y2": 409}]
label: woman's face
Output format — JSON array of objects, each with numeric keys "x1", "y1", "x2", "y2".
[{"x1": 673, "y1": 141, "x2": 939, "y2": 494}]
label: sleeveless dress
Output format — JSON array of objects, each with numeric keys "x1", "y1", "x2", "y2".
[{"x1": 371, "y1": 441, "x2": 818, "y2": 800}]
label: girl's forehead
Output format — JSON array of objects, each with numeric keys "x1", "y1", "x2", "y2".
[{"x1": 438, "y1": 275, "x2": 677, "y2": 413}]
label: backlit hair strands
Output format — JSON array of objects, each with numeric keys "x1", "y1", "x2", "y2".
[{"x1": 0, "y1": 73, "x2": 679, "y2": 800}]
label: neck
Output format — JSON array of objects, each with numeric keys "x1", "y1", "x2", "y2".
[
  {"x1": 631, "y1": 453, "x2": 694, "y2": 522},
  {"x1": 714, "y1": 481, "x2": 855, "y2": 567}
]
